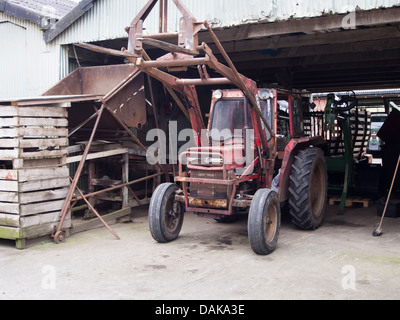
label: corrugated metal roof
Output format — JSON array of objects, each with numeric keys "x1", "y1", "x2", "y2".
[
  {"x1": 44, "y1": 0, "x2": 96, "y2": 43},
  {"x1": 7, "y1": 0, "x2": 77, "y2": 19},
  {"x1": 0, "y1": 0, "x2": 77, "y2": 29},
  {"x1": 53, "y1": 0, "x2": 400, "y2": 45}
]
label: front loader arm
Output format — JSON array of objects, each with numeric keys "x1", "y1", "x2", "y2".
[{"x1": 76, "y1": 0, "x2": 274, "y2": 154}]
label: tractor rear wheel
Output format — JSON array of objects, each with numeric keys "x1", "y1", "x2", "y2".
[
  {"x1": 149, "y1": 183, "x2": 184, "y2": 243},
  {"x1": 289, "y1": 147, "x2": 328, "y2": 230},
  {"x1": 248, "y1": 189, "x2": 281, "y2": 255}
]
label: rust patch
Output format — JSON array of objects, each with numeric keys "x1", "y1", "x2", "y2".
[{"x1": 188, "y1": 197, "x2": 228, "y2": 209}]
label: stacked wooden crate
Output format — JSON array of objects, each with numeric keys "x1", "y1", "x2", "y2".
[{"x1": 0, "y1": 101, "x2": 71, "y2": 249}]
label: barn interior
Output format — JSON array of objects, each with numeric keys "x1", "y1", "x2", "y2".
[{"x1": 2, "y1": 0, "x2": 400, "y2": 248}]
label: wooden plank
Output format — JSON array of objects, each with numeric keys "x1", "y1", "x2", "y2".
[
  {"x1": 0, "y1": 180, "x2": 19, "y2": 192},
  {"x1": 22, "y1": 217, "x2": 71, "y2": 240},
  {"x1": 0, "y1": 139, "x2": 19, "y2": 148},
  {"x1": 20, "y1": 199, "x2": 65, "y2": 216},
  {"x1": 66, "y1": 148, "x2": 129, "y2": 164},
  {"x1": 18, "y1": 106, "x2": 68, "y2": 118},
  {"x1": 0, "y1": 106, "x2": 18, "y2": 117},
  {"x1": 21, "y1": 148, "x2": 68, "y2": 159},
  {"x1": 329, "y1": 197, "x2": 372, "y2": 208},
  {"x1": 0, "y1": 225, "x2": 22, "y2": 240},
  {"x1": 19, "y1": 187, "x2": 69, "y2": 204},
  {"x1": 0, "y1": 202, "x2": 19, "y2": 214},
  {"x1": 19, "y1": 177, "x2": 70, "y2": 193},
  {"x1": 18, "y1": 167, "x2": 69, "y2": 182},
  {"x1": 19, "y1": 127, "x2": 68, "y2": 137},
  {"x1": 0, "y1": 217, "x2": 71, "y2": 241},
  {"x1": 18, "y1": 118, "x2": 68, "y2": 127},
  {"x1": 0, "y1": 149, "x2": 19, "y2": 159},
  {"x1": 0, "y1": 170, "x2": 18, "y2": 181},
  {"x1": 12, "y1": 157, "x2": 67, "y2": 169},
  {"x1": 0, "y1": 117, "x2": 18, "y2": 126},
  {"x1": 0, "y1": 128, "x2": 18, "y2": 138},
  {"x1": 0, "y1": 191, "x2": 18, "y2": 203},
  {"x1": 19, "y1": 210, "x2": 69, "y2": 228},
  {"x1": 0, "y1": 213, "x2": 19, "y2": 227},
  {"x1": 19, "y1": 138, "x2": 69, "y2": 149}
]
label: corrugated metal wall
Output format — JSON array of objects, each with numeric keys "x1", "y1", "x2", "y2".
[
  {"x1": 1, "y1": 0, "x2": 400, "y2": 98},
  {"x1": 0, "y1": 12, "x2": 60, "y2": 99},
  {"x1": 0, "y1": 20, "x2": 27, "y2": 99}
]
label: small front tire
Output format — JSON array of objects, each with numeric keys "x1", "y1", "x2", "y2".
[
  {"x1": 248, "y1": 188, "x2": 281, "y2": 255},
  {"x1": 149, "y1": 183, "x2": 184, "y2": 243}
]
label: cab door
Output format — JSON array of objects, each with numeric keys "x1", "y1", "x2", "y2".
[{"x1": 289, "y1": 95, "x2": 305, "y2": 138}]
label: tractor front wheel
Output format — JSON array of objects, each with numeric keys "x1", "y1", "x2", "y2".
[
  {"x1": 248, "y1": 188, "x2": 281, "y2": 255},
  {"x1": 149, "y1": 183, "x2": 184, "y2": 243}
]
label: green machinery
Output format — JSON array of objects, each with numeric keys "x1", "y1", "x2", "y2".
[{"x1": 324, "y1": 93, "x2": 373, "y2": 214}]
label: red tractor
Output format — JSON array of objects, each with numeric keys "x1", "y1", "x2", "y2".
[
  {"x1": 148, "y1": 87, "x2": 327, "y2": 255},
  {"x1": 78, "y1": 0, "x2": 328, "y2": 254}
]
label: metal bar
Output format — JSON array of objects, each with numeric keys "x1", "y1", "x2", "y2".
[
  {"x1": 164, "y1": 86, "x2": 190, "y2": 120},
  {"x1": 175, "y1": 177, "x2": 236, "y2": 185},
  {"x1": 163, "y1": 0, "x2": 168, "y2": 33},
  {"x1": 239, "y1": 157, "x2": 260, "y2": 181},
  {"x1": 127, "y1": 185, "x2": 143, "y2": 206},
  {"x1": 142, "y1": 32, "x2": 179, "y2": 40},
  {"x1": 159, "y1": 0, "x2": 163, "y2": 33},
  {"x1": 54, "y1": 103, "x2": 106, "y2": 239},
  {"x1": 76, "y1": 42, "x2": 138, "y2": 58},
  {"x1": 175, "y1": 78, "x2": 231, "y2": 86},
  {"x1": 101, "y1": 67, "x2": 142, "y2": 103},
  {"x1": 139, "y1": 38, "x2": 198, "y2": 55},
  {"x1": 72, "y1": 172, "x2": 163, "y2": 202},
  {"x1": 142, "y1": 49, "x2": 190, "y2": 120},
  {"x1": 228, "y1": 184, "x2": 237, "y2": 214},
  {"x1": 75, "y1": 184, "x2": 121, "y2": 240},
  {"x1": 122, "y1": 153, "x2": 129, "y2": 208},
  {"x1": 186, "y1": 207, "x2": 230, "y2": 215},
  {"x1": 146, "y1": 74, "x2": 159, "y2": 128},
  {"x1": 138, "y1": 57, "x2": 208, "y2": 69},
  {"x1": 130, "y1": 0, "x2": 159, "y2": 27},
  {"x1": 68, "y1": 109, "x2": 99, "y2": 138},
  {"x1": 204, "y1": 21, "x2": 275, "y2": 140}
]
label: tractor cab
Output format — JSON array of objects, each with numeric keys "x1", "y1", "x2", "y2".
[{"x1": 208, "y1": 89, "x2": 276, "y2": 144}]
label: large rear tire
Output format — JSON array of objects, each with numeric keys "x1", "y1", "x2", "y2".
[
  {"x1": 149, "y1": 183, "x2": 184, "y2": 243},
  {"x1": 248, "y1": 189, "x2": 281, "y2": 255},
  {"x1": 288, "y1": 147, "x2": 328, "y2": 230}
]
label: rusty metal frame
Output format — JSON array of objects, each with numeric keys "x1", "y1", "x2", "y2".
[
  {"x1": 73, "y1": 0, "x2": 280, "y2": 219},
  {"x1": 52, "y1": 67, "x2": 170, "y2": 243},
  {"x1": 123, "y1": 0, "x2": 275, "y2": 216}
]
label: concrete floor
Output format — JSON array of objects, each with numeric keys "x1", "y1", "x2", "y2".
[{"x1": 0, "y1": 202, "x2": 399, "y2": 300}]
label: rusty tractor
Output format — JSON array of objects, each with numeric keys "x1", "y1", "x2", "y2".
[{"x1": 78, "y1": 0, "x2": 328, "y2": 254}]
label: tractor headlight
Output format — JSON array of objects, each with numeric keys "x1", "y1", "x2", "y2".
[
  {"x1": 259, "y1": 89, "x2": 271, "y2": 100},
  {"x1": 213, "y1": 90, "x2": 223, "y2": 100}
]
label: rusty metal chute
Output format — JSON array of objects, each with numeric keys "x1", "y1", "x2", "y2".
[{"x1": 43, "y1": 63, "x2": 170, "y2": 243}]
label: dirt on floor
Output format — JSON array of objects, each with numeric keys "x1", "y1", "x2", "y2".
[{"x1": 0, "y1": 202, "x2": 399, "y2": 300}]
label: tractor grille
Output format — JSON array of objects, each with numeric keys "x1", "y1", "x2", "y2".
[{"x1": 189, "y1": 169, "x2": 228, "y2": 199}]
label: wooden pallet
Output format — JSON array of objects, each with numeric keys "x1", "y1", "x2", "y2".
[
  {"x1": 329, "y1": 196, "x2": 372, "y2": 208},
  {"x1": 0, "y1": 103, "x2": 71, "y2": 249},
  {"x1": 0, "y1": 105, "x2": 68, "y2": 168}
]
